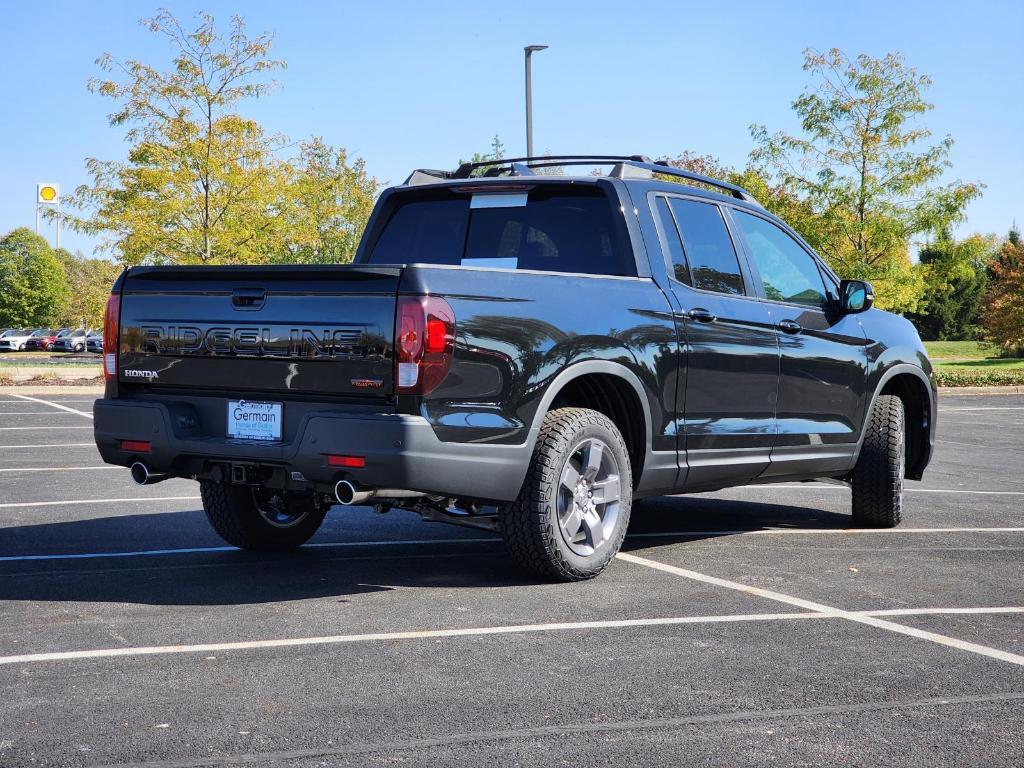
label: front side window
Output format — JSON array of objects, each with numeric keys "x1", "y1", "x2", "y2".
[
  {"x1": 667, "y1": 198, "x2": 745, "y2": 295},
  {"x1": 733, "y1": 211, "x2": 827, "y2": 308}
]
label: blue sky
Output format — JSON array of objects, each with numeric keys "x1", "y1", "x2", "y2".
[{"x1": 2, "y1": 0, "x2": 1021, "y2": 257}]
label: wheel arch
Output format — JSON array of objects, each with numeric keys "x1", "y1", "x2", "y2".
[
  {"x1": 861, "y1": 364, "x2": 936, "y2": 481},
  {"x1": 528, "y1": 361, "x2": 654, "y2": 489}
]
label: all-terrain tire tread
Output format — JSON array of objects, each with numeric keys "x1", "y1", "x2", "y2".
[
  {"x1": 200, "y1": 481, "x2": 325, "y2": 551},
  {"x1": 501, "y1": 408, "x2": 632, "y2": 581},
  {"x1": 851, "y1": 394, "x2": 904, "y2": 528}
]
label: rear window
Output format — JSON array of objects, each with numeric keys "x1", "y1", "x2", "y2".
[{"x1": 365, "y1": 187, "x2": 632, "y2": 276}]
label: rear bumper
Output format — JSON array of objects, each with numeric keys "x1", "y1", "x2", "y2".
[{"x1": 93, "y1": 398, "x2": 532, "y2": 502}]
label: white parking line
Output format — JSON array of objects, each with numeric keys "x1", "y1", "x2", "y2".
[
  {"x1": 8, "y1": 393, "x2": 93, "y2": 418},
  {"x1": 0, "y1": 466, "x2": 117, "y2": 473},
  {"x1": 0, "y1": 426, "x2": 93, "y2": 430},
  {"x1": 616, "y1": 552, "x2": 1024, "y2": 667},
  {"x1": 0, "y1": 496, "x2": 200, "y2": 509},
  {"x1": 628, "y1": 527, "x2": 1024, "y2": 538},
  {"x1": 855, "y1": 607, "x2": 1024, "y2": 617},
  {"x1": 0, "y1": 411, "x2": 79, "y2": 415},
  {"x1": 1, "y1": 526, "x2": 1019, "y2": 563},
  {"x1": 1, "y1": 605, "x2": 1021, "y2": 667},
  {"x1": 0, "y1": 612, "x2": 826, "y2": 665},
  {"x1": 727, "y1": 485, "x2": 1024, "y2": 496},
  {"x1": 940, "y1": 407, "x2": 1024, "y2": 412},
  {"x1": 0, "y1": 538, "x2": 498, "y2": 562},
  {"x1": 0, "y1": 443, "x2": 94, "y2": 449}
]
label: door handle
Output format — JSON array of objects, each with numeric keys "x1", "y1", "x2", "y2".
[
  {"x1": 687, "y1": 308, "x2": 716, "y2": 323},
  {"x1": 778, "y1": 319, "x2": 802, "y2": 334}
]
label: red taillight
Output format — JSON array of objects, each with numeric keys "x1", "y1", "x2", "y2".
[
  {"x1": 119, "y1": 440, "x2": 151, "y2": 453},
  {"x1": 327, "y1": 454, "x2": 366, "y2": 468},
  {"x1": 395, "y1": 296, "x2": 455, "y2": 395},
  {"x1": 103, "y1": 293, "x2": 120, "y2": 381}
]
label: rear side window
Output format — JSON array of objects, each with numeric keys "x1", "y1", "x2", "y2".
[
  {"x1": 732, "y1": 210, "x2": 827, "y2": 308},
  {"x1": 666, "y1": 198, "x2": 744, "y2": 295},
  {"x1": 366, "y1": 187, "x2": 632, "y2": 276},
  {"x1": 655, "y1": 197, "x2": 691, "y2": 285}
]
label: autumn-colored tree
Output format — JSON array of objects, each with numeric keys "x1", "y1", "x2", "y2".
[
  {"x1": 280, "y1": 138, "x2": 379, "y2": 264},
  {"x1": 55, "y1": 11, "x2": 377, "y2": 267},
  {"x1": 982, "y1": 232, "x2": 1024, "y2": 353},
  {"x1": 54, "y1": 250, "x2": 124, "y2": 329},
  {"x1": 750, "y1": 49, "x2": 982, "y2": 313},
  {"x1": 657, "y1": 152, "x2": 821, "y2": 243},
  {"x1": 54, "y1": 10, "x2": 290, "y2": 265},
  {"x1": 0, "y1": 229, "x2": 70, "y2": 327}
]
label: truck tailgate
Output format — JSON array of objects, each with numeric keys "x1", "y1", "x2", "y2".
[{"x1": 117, "y1": 265, "x2": 400, "y2": 397}]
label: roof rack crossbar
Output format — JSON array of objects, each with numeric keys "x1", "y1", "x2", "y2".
[{"x1": 453, "y1": 154, "x2": 651, "y2": 178}]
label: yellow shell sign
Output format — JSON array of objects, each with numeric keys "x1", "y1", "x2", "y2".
[{"x1": 37, "y1": 183, "x2": 59, "y2": 204}]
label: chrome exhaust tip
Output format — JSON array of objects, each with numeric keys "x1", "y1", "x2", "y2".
[
  {"x1": 334, "y1": 479, "x2": 370, "y2": 506},
  {"x1": 130, "y1": 462, "x2": 150, "y2": 485},
  {"x1": 333, "y1": 480, "x2": 423, "y2": 506},
  {"x1": 130, "y1": 461, "x2": 168, "y2": 485}
]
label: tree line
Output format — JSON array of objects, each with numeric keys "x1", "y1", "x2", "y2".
[{"x1": 4, "y1": 11, "x2": 1018, "y2": 353}]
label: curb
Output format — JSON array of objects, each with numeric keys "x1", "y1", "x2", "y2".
[
  {"x1": 937, "y1": 385, "x2": 1023, "y2": 396},
  {"x1": 0, "y1": 385, "x2": 105, "y2": 395}
]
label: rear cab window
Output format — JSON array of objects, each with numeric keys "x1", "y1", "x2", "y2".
[
  {"x1": 364, "y1": 185, "x2": 634, "y2": 276},
  {"x1": 654, "y1": 195, "x2": 746, "y2": 295}
]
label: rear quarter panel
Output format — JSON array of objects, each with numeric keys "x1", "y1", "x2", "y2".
[{"x1": 398, "y1": 265, "x2": 678, "y2": 452}]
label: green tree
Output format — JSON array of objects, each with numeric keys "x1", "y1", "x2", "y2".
[
  {"x1": 906, "y1": 233, "x2": 994, "y2": 340},
  {"x1": 54, "y1": 250, "x2": 123, "y2": 329},
  {"x1": 750, "y1": 49, "x2": 982, "y2": 313},
  {"x1": 54, "y1": 10, "x2": 289, "y2": 265},
  {"x1": 458, "y1": 134, "x2": 506, "y2": 175},
  {"x1": 279, "y1": 138, "x2": 379, "y2": 264},
  {"x1": 0, "y1": 229, "x2": 70, "y2": 327}
]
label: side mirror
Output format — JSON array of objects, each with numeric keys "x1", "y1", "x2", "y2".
[{"x1": 839, "y1": 280, "x2": 874, "y2": 314}]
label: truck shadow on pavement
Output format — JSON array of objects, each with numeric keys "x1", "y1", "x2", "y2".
[{"x1": 0, "y1": 495, "x2": 850, "y2": 607}]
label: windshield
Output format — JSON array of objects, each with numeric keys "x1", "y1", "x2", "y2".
[{"x1": 365, "y1": 186, "x2": 632, "y2": 276}]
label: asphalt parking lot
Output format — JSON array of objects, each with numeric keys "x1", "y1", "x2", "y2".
[{"x1": 0, "y1": 392, "x2": 1022, "y2": 767}]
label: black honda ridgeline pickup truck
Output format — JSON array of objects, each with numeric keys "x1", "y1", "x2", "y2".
[{"x1": 94, "y1": 155, "x2": 937, "y2": 581}]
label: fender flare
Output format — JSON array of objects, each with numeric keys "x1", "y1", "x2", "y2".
[
  {"x1": 853, "y1": 363, "x2": 936, "y2": 477},
  {"x1": 524, "y1": 359, "x2": 655, "y2": 463}
]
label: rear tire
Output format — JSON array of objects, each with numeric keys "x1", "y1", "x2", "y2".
[
  {"x1": 200, "y1": 482, "x2": 327, "y2": 551},
  {"x1": 500, "y1": 408, "x2": 632, "y2": 581},
  {"x1": 850, "y1": 394, "x2": 905, "y2": 528}
]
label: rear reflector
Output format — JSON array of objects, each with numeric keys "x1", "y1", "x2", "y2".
[
  {"x1": 120, "y1": 440, "x2": 151, "y2": 453},
  {"x1": 327, "y1": 455, "x2": 365, "y2": 468}
]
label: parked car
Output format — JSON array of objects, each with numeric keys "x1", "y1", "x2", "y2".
[
  {"x1": 93, "y1": 153, "x2": 937, "y2": 581},
  {"x1": 0, "y1": 328, "x2": 50, "y2": 352},
  {"x1": 52, "y1": 329, "x2": 89, "y2": 353},
  {"x1": 24, "y1": 329, "x2": 64, "y2": 351},
  {"x1": 86, "y1": 333, "x2": 104, "y2": 353}
]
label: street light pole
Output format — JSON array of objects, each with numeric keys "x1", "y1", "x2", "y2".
[{"x1": 524, "y1": 45, "x2": 548, "y2": 158}]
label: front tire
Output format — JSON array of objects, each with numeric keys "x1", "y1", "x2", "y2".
[
  {"x1": 200, "y1": 482, "x2": 327, "y2": 551},
  {"x1": 501, "y1": 408, "x2": 632, "y2": 581},
  {"x1": 850, "y1": 394, "x2": 905, "y2": 528}
]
